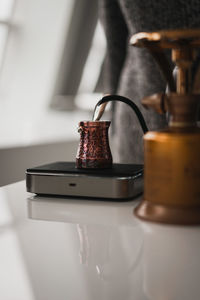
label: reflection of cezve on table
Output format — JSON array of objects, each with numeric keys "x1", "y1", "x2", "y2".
[{"x1": 0, "y1": 180, "x2": 200, "y2": 300}]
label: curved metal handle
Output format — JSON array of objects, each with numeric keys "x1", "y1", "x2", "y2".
[{"x1": 93, "y1": 94, "x2": 149, "y2": 134}]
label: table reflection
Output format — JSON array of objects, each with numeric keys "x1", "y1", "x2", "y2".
[
  {"x1": 27, "y1": 195, "x2": 200, "y2": 300},
  {"x1": 27, "y1": 195, "x2": 140, "y2": 226},
  {"x1": 27, "y1": 195, "x2": 145, "y2": 299},
  {"x1": 141, "y1": 222, "x2": 200, "y2": 300}
]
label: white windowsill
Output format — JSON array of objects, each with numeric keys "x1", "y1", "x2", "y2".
[{"x1": 0, "y1": 105, "x2": 91, "y2": 149}]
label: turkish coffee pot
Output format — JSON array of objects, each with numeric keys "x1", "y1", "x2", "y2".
[
  {"x1": 76, "y1": 120, "x2": 112, "y2": 169},
  {"x1": 76, "y1": 95, "x2": 148, "y2": 169},
  {"x1": 77, "y1": 28, "x2": 200, "y2": 225}
]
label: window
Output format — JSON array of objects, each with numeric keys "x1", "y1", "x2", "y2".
[
  {"x1": 75, "y1": 21, "x2": 106, "y2": 110},
  {"x1": 0, "y1": 0, "x2": 15, "y2": 75},
  {"x1": 51, "y1": 0, "x2": 106, "y2": 111},
  {"x1": 0, "y1": 0, "x2": 106, "y2": 111}
]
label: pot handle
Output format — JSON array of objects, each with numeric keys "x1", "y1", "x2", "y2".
[{"x1": 93, "y1": 94, "x2": 149, "y2": 134}]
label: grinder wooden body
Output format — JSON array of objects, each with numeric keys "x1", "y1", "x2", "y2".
[{"x1": 135, "y1": 128, "x2": 200, "y2": 225}]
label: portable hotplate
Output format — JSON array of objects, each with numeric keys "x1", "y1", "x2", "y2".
[{"x1": 26, "y1": 162, "x2": 143, "y2": 200}]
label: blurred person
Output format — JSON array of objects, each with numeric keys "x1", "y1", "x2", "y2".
[{"x1": 99, "y1": 0, "x2": 200, "y2": 163}]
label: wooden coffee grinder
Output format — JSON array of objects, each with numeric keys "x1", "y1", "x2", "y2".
[{"x1": 130, "y1": 29, "x2": 200, "y2": 225}]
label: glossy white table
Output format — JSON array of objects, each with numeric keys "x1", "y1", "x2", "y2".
[{"x1": 1, "y1": 181, "x2": 200, "y2": 300}]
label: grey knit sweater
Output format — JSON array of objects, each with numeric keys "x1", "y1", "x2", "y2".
[{"x1": 99, "y1": 0, "x2": 200, "y2": 164}]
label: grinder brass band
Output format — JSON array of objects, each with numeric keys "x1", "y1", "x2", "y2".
[{"x1": 131, "y1": 29, "x2": 200, "y2": 225}]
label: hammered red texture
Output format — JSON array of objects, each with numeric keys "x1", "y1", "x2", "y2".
[{"x1": 76, "y1": 121, "x2": 113, "y2": 169}]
